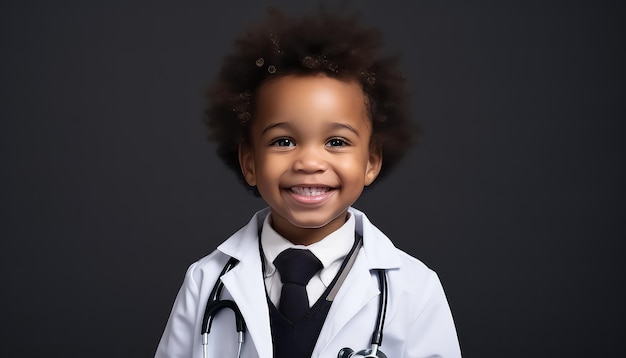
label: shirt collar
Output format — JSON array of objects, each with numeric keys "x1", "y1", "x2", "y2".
[{"x1": 261, "y1": 212, "x2": 356, "y2": 285}]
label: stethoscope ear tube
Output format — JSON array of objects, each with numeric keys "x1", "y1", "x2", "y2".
[
  {"x1": 208, "y1": 258, "x2": 240, "y2": 302},
  {"x1": 202, "y1": 300, "x2": 247, "y2": 334},
  {"x1": 201, "y1": 257, "x2": 246, "y2": 335},
  {"x1": 370, "y1": 269, "x2": 388, "y2": 346}
]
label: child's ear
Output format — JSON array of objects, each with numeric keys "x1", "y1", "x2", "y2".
[
  {"x1": 365, "y1": 143, "x2": 383, "y2": 186},
  {"x1": 238, "y1": 142, "x2": 257, "y2": 186}
]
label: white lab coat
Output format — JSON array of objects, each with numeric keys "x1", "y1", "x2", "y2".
[{"x1": 155, "y1": 207, "x2": 461, "y2": 358}]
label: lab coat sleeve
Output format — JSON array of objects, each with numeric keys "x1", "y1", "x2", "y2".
[
  {"x1": 155, "y1": 262, "x2": 201, "y2": 358},
  {"x1": 403, "y1": 272, "x2": 462, "y2": 358}
]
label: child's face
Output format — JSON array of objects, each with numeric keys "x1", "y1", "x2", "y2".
[{"x1": 239, "y1": 75, "x2": 381, "y2": 244}]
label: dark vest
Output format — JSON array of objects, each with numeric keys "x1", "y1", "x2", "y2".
[
  {"x1": 264, "y1": 236, "x2": 362, "y2": 358},
  {"x1": 268, "y1": 292, "x2": 332, "y2": 357}
]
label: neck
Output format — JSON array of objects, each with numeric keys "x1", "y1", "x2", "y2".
[{"x1": 270, "y1": 211, "x2": 348, "y2": 246}]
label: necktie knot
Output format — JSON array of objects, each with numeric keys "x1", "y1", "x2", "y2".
[{"x1": 274, "y1": 248, "x2": 322, "y2": 285}]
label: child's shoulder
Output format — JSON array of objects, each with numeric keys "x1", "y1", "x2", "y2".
[
  {"x1": 352, "y1": 206, "x2": 437, "y2": 275},
  {"x1": 390, "y1": 246, "x2": 440, "y2": 290},
  {"x1": 394, "y1": 246, "x2": 435, "y2": 272},
  {"x1": 182, "y1": 249, "x2": 231, "y2": 285}
]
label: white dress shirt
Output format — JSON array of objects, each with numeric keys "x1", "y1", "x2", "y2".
[{"x1": 260, "y1": 213, "x2": 356, "y2": 308}]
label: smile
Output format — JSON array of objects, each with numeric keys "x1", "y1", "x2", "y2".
[
  {"x1": 290, "y1": 186, "x2": 332, "y2": 196},
  {"x1": 285, "y1": 185, "x2": 336, "y2": 205}
]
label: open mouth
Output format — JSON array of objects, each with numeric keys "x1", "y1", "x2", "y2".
[{"x1": 290, "y1": 186, "x2": 333, "y2": 196}]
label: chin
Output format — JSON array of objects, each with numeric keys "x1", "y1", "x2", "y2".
[
  {"x1": 287, "y1": 212, "x2": 345, "y2": 229},
  {"x1": 287, "y1": 218, "x2": 329, "y2": 229}
]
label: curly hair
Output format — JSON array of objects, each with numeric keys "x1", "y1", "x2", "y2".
[{"x1": 205, "y1": 7, "x2": 417, "y2": 195}]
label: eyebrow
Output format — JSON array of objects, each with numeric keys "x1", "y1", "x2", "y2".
[
  {"x1": 261, "y1": 121, "x2": 360, "y2": 137},
  {"x1": 328, "y1": 122, "x2": 360, "y2": 137},
  {"x1": 261, "y1": 122, "x2": 291, "y2": 135}
]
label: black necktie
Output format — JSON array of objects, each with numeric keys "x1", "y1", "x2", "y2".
[{"x1": 273, "y1": 248, "x2": 323, "y2": 322}]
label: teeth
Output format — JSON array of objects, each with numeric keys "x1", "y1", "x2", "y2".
[{"x1": 291, "y1": 186, "x2": 330, "y2": 196}]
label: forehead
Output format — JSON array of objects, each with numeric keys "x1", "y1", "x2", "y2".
[{"x1": 254, "y1": 75, "x2": 369, "y2": 123}]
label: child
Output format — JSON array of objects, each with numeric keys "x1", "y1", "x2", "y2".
[{"x1": 156, "y1": 8, "x2": 461, "y2": 358}]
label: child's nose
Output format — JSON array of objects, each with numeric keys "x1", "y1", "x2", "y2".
[{"x1": 292, "y1": 147, "x2": 328, "y2": 173}]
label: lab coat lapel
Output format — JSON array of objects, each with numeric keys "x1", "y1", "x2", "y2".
[
  {"x1": 218, "y1": 209, "x2": 273, "y2": 358},
  {"x1": 314, "y1": 208, "x2": 401, "y2": 355},
  {"x1": 313, "y1": 248, "x2": 380, "y2": 355}
]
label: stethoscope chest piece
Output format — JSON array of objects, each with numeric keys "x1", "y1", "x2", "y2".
[{"x1": 338, "y1": 347, "x2": 388, "y2": 358}]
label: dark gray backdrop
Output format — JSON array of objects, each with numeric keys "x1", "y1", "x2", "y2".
[{"x1": 1, "y1": 0, "x2": 624, "y2": 357}]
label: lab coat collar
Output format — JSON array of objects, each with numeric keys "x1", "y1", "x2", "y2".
[
  {"x1": 218, "y1": 207, "x2": 401, "y2": 270},
  {"x1": 217, "y1": 207, "x2": 269, "y2": 261},
  {"x1": 350, "y1": 206, "x2": 401, "y2": 270},
  {"x1": 216, "y1": 207, "x2": 402, "y2": 357}
]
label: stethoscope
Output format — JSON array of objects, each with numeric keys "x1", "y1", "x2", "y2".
[
  {"x1": 337, "y1": 269, "x2": 389, "y2": 358},
  {"x1": 201, "y1": 246, "x2": 389, "y2": 358},
  {"x1": 201, "y1": 257, "x2": 246, "y2": 358}
]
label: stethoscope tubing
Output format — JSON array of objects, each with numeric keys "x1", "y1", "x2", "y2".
[
  {"x1": 203, "y1": 257, "x2": 241, "y2": 334},
  {"x1": 201, "y1": 257, "x2": 246, "y2": 358},
  {"x1": 371, "y1": 269, "x2": 388, "y2": 346}
]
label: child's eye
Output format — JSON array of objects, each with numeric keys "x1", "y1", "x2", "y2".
[
  {"x1": 326, "y1": 138, "x2": 349, "y2": 147},
  {"x1": 271, "y1": 138, "x2": 295, "y2": 147}
]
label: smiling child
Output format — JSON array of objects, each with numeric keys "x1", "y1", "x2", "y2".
[{"x1": 156, "y1": 8, "x2": 461, "y2": 358}]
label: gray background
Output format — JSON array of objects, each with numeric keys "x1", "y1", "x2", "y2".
[{"x1": 1, "y1": 0, "x2": 624, "y2": 357}]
